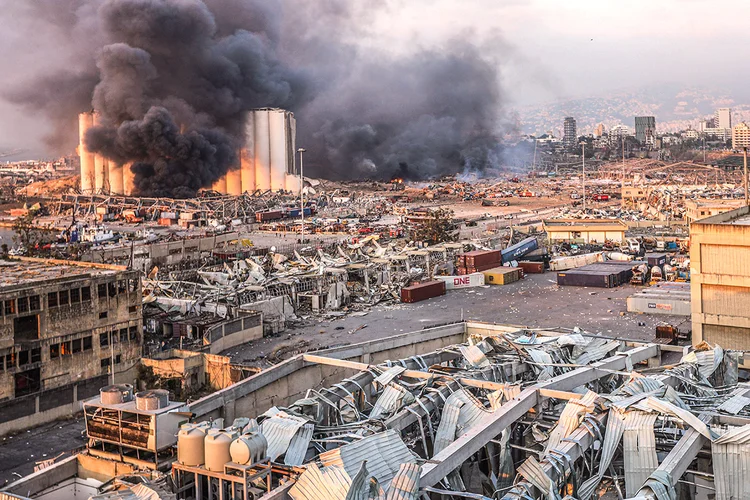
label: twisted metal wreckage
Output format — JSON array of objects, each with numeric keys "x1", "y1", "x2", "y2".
[{"x1": 169, "y1": 327, "x2": 750, "y2": 500}]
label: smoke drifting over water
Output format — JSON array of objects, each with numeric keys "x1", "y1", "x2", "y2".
[{"x1": 4, "y1": 0, "x2": 510, "y2": 196}]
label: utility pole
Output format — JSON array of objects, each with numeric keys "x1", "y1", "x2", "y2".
[
  {"x1": 582, "y1": 142, "x2": 586, "y2": 212},
  {"x1": 703, "y1": 135, "x2": 707, "y2": 163},
  {"x1": 297, "y1": 148, "x2": 306, "y2": 243},
  {"x1": 621, "y1": 134, "x2": 626, "y2": 189},
  {"x1": 532, "y1": 138, "x2": 537, "y2": 174},
  {"x1": 745, "y1": 147, "x2": 748, "y2": 206}
]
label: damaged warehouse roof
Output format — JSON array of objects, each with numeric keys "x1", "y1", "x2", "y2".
[{"x1": 4, "y1": 321, "x2": 750, "y2": 500}]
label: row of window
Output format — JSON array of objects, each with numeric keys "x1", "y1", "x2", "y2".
[
  {"x1": 101, "y1": 354, "x2": 122, "y2": 368},
  {"x1": 99, "y1": 326, "x2": 139, "y2": 347},
  {"x1": 3, "y1": 295, "x2": 41, "y2": 316},
  {"x1": 97, "y1": 279, "x2": 139, "y2": 299},
  {"x1": 48, "y1": 287, "x2": 92, "y2": 308},
  {"x1": 1, "y1": 347, "x2": 42, "y2": 372},
  {"x1": 50, "y1": 335, "x2": 94, "y2": 359}
]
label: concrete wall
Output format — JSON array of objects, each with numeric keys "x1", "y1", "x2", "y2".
[
  {"x1": 187, "y1": 323, "x2": 466, "y2": 423},
  {"x1": 205, "y1": 313, "x2": 262, "y2": 354},
  {"x1": 691, "y1": 206, "x2": 750, "y2": 355}
]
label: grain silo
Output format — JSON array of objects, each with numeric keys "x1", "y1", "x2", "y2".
[{"x1": 78, "y1": 112, "x2": 95, "y2": 192}]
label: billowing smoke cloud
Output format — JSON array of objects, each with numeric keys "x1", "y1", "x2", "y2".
[{"x1": 3, "y1": 0, "x2": 511, "y2": 196}]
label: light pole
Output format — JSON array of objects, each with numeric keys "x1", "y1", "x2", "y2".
[
  {"x1": 581, "y1": 142, "x2": 586, "y2": 212},
  {"x1": 297, "y1": 148, "x2": 306, "y2": 243}
]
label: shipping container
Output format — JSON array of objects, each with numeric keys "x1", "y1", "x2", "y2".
[
  {"x1": 549, "y1": 252, "x2": 604, "y2": 271},
  {"x1": 436, "y1": 273, "x2": 485, "y2": 290},
  {"x1": 463, "y1": 250, "x2": 502, "y2": 268},
  {"x1": 645, "y1": 253, "x2": 667, "y2": 267},
  {"x1": 400, "y1": 280, "x2": 446, "y2": 303},
  {"x1": 501, "y1": 237, "x2": 539, "y2": 263},
  {"x1": 255, "y1": 210, "x2": 284, "y2": 222},
  {"x1": 158, "y1": 218, "x2": 176, "y2": 226},
  {"x1": 160, "y1": 211, "x2": 178, "y2": 219},
  {"x1": 557, "y1": 270, "x2": 616, "y2": 288},
  {"x1": 518, "y1": 261, "x2": 544, "y2": 274},
  {"x1": 482, "y1": 267, "x2": 523, "y2": 285}
]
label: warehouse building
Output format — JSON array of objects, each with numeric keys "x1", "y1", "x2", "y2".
[
  {"x1": 691, "y1": 206, "x2": 750, "y2": 357},
  {"x1": 542, "y1": 219, "x2": 628, "y2": 244},
  {"x1": 684, "y1": 199, "x2": 745, "y2": 223},
  {"x1": 0, "y1": 258, "x2": 142, "y2": 436}
]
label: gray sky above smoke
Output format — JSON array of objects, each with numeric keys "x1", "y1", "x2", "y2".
[{"x1": 0, "y1": 0, "x2": 746, "y2": 158}]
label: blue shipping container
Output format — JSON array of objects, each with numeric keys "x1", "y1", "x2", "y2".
[{"x1": 501, "y1": 237, "x2": 539, "y2": 263}]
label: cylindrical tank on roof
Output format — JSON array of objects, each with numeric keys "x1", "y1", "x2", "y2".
[
  {"x1": 204, "y1": 429, "x2": 238, "y2": 472},
  {"x1": 122, "y1": 162, "x2": 135, "y2": 196},
  {"x1": 135, "y1": 389, "x2": 169, "y2": 411},
  {"x1": 177, "y1": 422, "x2": 210, "y2": 466},
  {"x1": 229, "y1": 433, "x2": 268, "y2": 465},
  {"x1": 78, "y1": 112, "x2": 95, "y2": 193},
  {"x1": 253, "y1": 110, "x2": 271, "y2": 191},
  {"x1": 99, "y1": 384, "x2": 134, "y2": 404}
]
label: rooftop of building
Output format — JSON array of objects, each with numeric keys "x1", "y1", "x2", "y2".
[
  {"x1": 542, "y1": 218, "x2": 629, "y2": 229},
  {"x1": 0, "y1": 257, "x2": 126, "y2": 289},
  {"x1": 685, "y1": 198, "x2": 745, "y2": 208},
  {"x1": 692, "y1": 204, "x2": 750, "y2": 225}
]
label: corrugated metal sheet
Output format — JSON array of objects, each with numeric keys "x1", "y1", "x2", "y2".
[
  {"x1": 260, "y1": 409, "x2": 308, "y2": 461},
  {"x1": 384, "y1": 463, "x2": 421, "y2": 500},
  {"x1": 718, "y1": 390, "x2": 750, "y2": 415},
  {"x1": 369, "y1": 384, "x2": 415, "y2": 419},
  {"x1": 320, "y1": 430, "x2": 416, "y2": 489},
  {"x1": 681, "y1": 345, "x2": 723, "y2": 378},
  {"x1": 644, "y1": 397, "x2": 714, "y2": 440},
  {"x1": 623, "y1": 411, "x2": 659, "y2": 497},
  {"x1": 574, "y1": 339, "x2": 620, "y2": 366},
  {"x1": 284, "y1": 423, "x2": 314, "y2": 466},
  {"x1": 346, "y1": 461, "x2": 383, "y2": 500},
  {"x1": 518, "y1": 455, "x2": 554, "y2": 498},
  {"x1": 527, "y1": 349, "x2": 554, "y2": 380},
  {"x1": 545, "y1": 390, "x2": 597, "y2": 454},
  {"x1": 577, "y1": 409, "x2": 625, "y2": 500},
  {"x1": 433, "y1": 396, "x2": 462, "y2": 455},
  {"x1": 458, "y1": 345, "x2": 491, "y2": 368},
  {"x1": 374, "y1": 366, "x2": 406, "y2": 387},
  {"x1": 289, "y1": 462, "x2": 352, "y2": 500},
  {"x1": 711, "y1": 425, "x2": 750, "y2": 500}
]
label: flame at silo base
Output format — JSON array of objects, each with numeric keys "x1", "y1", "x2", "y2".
[{"x1": 123, "y1": 163, "x2": 135, "y2": 196}]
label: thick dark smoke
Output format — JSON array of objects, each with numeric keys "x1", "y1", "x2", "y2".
[{"x1": 3, "y1": 0, "x2": 511, "y2": 196}]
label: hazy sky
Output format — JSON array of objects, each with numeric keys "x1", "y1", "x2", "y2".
[{"x1": 0, "y1": 0, "x2": 747, "y2": 157}]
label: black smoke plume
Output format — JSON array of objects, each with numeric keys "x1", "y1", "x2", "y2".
[{"x1": 3, "y1": 0, "x2": 510, "y2": 196}]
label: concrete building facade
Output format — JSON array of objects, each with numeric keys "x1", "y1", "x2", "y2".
[
  {"x1": 563, "y1": 117, "x2": 577, "y2": 149},
  {"x1": 543, "y1": 219, "x2": 628, "y2": 244},
  {"x1": 732, "y1": 122, "x2": 750, "y2": 150},
  {"x1": 685, "y1": 199, "x2": 745, "y2": 223},
  {"x1": 0, "y1": 258, "x2": 142, "y2": 436},
  {"x1": 715, "y1": 107, "x2": 732, "y2": 130},
  {"x1": 691, "y1": 206, "x2": 750, "y2": 359}
]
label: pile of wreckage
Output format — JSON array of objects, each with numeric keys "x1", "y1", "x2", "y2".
[{"x1": 166, "y1": 328, "x2": 749, "y2": 500}]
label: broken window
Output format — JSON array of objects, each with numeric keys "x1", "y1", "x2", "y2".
[
  {"x1": 5, "y1": 351, "x2": 15, "y2": 369},
  {"x1": 112, "y1": 330, "x2": 119, "y2": 344},
  {"x1": 100, "y1": 357, "x2": 111, "y2": 369},
  {"x1": 17, "y1": 297, "x2": 28, "y2": 314},
  {"x1": 108, "y1": 282, "x2": 117, "y2": 297},
  {"x1": 13, "y1": 315, "x2": 39, "y2": 342},
  {"x1": 81, "y1": 286, "x2": 91, "y2": 301},
  {"x1": 97, "y1": 283, "x2": 107, "y2": 298},
  {"x1": 70, "y1": 288, "x2": 80, "y2": 304},
  {"x1": 59, "y1": 289, "x2": 69, "y2": 306},
  {"x1": 48, "y1": 292, "x2": 58, "y2": 308},
  {"x1": 60, "y1": 341, "x2": 72, "y2": 356},
  {"x1": 72, "y1": 338, "x2": 82, "y2": 353},
  {"x1": 120, "y1": 328, "x2": 128, "y2": 343},
  {"x1": 50, "y1": 343, "x2": 60, "y2": 359},
  {"x1": 129, "y1": 305, "x2": 137, "y2": 314},
  {"x1": 4, "y1": 299, "x2": 15, "y2": 316},
  {"x1": 29, "y1": 295, "x2": 40, "y2": 311},
  {"x1": 31, "y1": 348, "x2": 41, "y2": 364},
  {"x1": 99, "y1": 311, "x2": 108, "y2": 320},
  {"x1": 118, "y1": 280, "x2": 127, "y2": 294},
  {"x1": 115, "y1": 354, "x2": 122, "y2": 364},
  {"x1": 15, "y1": 368, "x2": 41, "y2": 397},
  {"x1": 128, "y1": 279, "x2": 138, "y2": 292},
  {"x1": 129, "y1": 326, "x2": 138, "y2": 341},
  {"x1": 18, "y1": 350, "x2": 29, "y2": 366},
  {"x1": 83, "y1": 336, "x2": 92, "y2": 351},
  {"x1": 100, "y1": 332, "x2": 109, "y2": 347}
]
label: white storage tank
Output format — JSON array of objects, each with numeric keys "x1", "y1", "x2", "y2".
[
  {"x1": 100, "y1": 384, "x2": 134, "y2": 404},
  {"x1": 229, "y1": 433, "x2": 268, "y2": 465},
  {"x1": 177, "y1": 423, "x2": 210, "y2": 466},
  {"x1": 135, "y1": 389, "x2": 169, "y2": 411},
  {"x1": 204, "y1": 430, "x2": 238, "y2": 472}
]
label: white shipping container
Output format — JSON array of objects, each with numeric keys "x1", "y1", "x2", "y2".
[
  {"x1": 549, "y1": 252, "x2": 603, "y2": 271},
  {"x1": 436, "y1": 273, "x2": 485, "y2": 290}
]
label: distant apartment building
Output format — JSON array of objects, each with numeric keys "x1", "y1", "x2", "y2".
[
  {"x1": 608, "y1": 125, "x2": 630, "y2": 145},
  {"x1": 635, "y1": 116, "x2": 656, "y2": 146},
  {"x1": 682, "y1": 128, "x2": 699, "y2": 140},
  {"x1": 715, "y1": 107, "x2": 732, "y2": 130},
  {"x1": 563, "y1": 117, "x2": 577, "y2": 149},
  {"x1": 732, "y1": 122, "x2": 750, "y2": 150},
  {"x1": 594, "y1": 123, "x2": 606, "y2": 137},
  {"x1": 0, "y1": 258, "x2": 142, "y2": 436}
]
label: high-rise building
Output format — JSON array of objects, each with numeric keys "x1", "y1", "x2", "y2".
[
  {"x1": 594, "y1": 123, "x2": 606, "y2": 137},
  {"x1": 715, "y1": 108, "x2": 732, "y2": 130},
  {"x1": 634, "y1": 116, "x2": 656, "y2": 146},
  {"x1": 732, "y1": 122, "x2": 750, "y2": 150},
  {"x1": 563, "y1": 117, "x2": 577, "y2": 148}
]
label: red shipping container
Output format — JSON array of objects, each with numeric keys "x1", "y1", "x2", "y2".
[
  {"x1": 463, "y1": 250, "x2": 501, "y2": 268},
  {"x1": 401, "y1": 280, "x2": 446, "y2": 303},
  {"x1": 518, "y1": 261, "x2": 544, "y2": 274}
]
